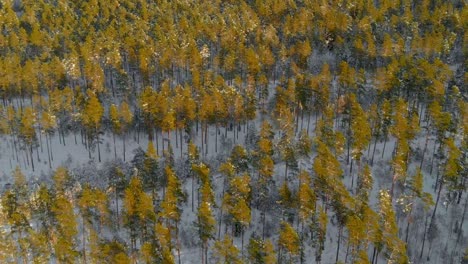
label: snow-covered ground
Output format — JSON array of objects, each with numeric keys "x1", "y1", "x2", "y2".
[{"x1": 0, "y1": 100, "x2": 466, "y2": 264}]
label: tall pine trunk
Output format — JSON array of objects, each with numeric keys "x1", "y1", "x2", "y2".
[
  {"x1": 113, "y1": 133, "x2": 117, "y2": 159},
  {"x1": 371, "y1": 138, "x2": 378, "y2": 165},
  {"x1": 46, "y1": 133, "x2": 51, "y2": 169},
  {"x1": 335, "y1": 226, "x2": 342, "y2": 264},
  {"x1": 30, "y1": 144, "x2": 35, "y2": 172},
  {"x1": 123, "y1": 133, "x2": 126, "y2": 161},
  {"x1": 96, "y1": 127, "x2": 101, "y2": 162},
  {"x1": 421, "y1": 182, "x2": 442, "y2": 259}
]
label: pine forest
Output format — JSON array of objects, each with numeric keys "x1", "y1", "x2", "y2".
[{"x1": 0, "y1": 0, "x2": 466, "y2": 263}]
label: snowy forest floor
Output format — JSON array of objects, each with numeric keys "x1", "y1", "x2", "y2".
[{"x1": 0, "y1": 103, "x2": 467, "y2": 264}]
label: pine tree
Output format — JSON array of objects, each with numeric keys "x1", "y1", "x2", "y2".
[
  {"x1": 278, "y1": 221, "x2": 300, "y2": 263},
  {"x1": 30, "y1": 184, "x2": 54, "y2": 262},
  {"x1": 378, "y1": 190, "x2": 408, "y2": 264},
  {"x1": 0, "y1": 205, "x2": 16, "y2": 263},
  {"x1": 19, "y1": 106, "x2": 37, "y2": 171},
  {"x1": 196, "y1": 175, "x2": 216, "y2": 264},
  {"x1": 298, "y1": 170, "x2": 316, "y2": 225},
  {"x1": 188, "y1": 142, "x2": 201, "y2": 211},
  {"x1": 124, "y1": 176, "x2": 156, "y2": 254},
  {"x1": 1, "y1": 166, "x2": 31, "y2": 263},
  {"x1": 82, "y1": 90, "x2": 104, "y2": 162},
  {"x1": 212, "y1": 235, "x2": 242, "y2": 264},
  {"x1": 223, "y1": 173, "x2": 251, "y2": 251},
  {"x1": 357, "y1": 165, "x2": 373, "y2": 202},
  {"x1": 154, "y1": 221, "x2": 175, "y2": 263},
  {"x1": 160, "y1": 166, "x2": 186, "y2": 264},
  {"x1": 109, "y1": 104, "x2": 121, "y2": 159},
  {"x1": 52, "y1": 167, "x2": 79, "y2": 263},
  {"x1": 247, "y1": 234, "x2": 276, "y2": 264},
  {"x1": 139, "y1": 140, "x2": 159, "y2": 205},
  {"x1": 77, "y1": 184, "x2": 109, "y2": 263},
  {"x1": 41, "y1": 107, "x2": 56, "y2": 168},
  {"x1": 349, "y1": 94, "x2": 371, "y2": 189},
  {"x1": 230, "y1": 145, "x2": 249, "y2": 174},
  {"x1": 315, "y1": 206, "x2": 328, "y2": 263},
  {"x1": 119, "y1": 101, "x2": 133, "y2": 161},
  {"x1": 96, "y1": 240, "x2": 130, "y2": 263}
]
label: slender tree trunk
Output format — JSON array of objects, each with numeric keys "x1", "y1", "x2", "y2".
[
  {"x1": 382, "y1": 136, "x2": 387, "y2": 159},
  {"x1": 284, "y1": 164, "x2": 288, "y2": 181},
  {"x1": 49, "y1": 134, "x2": 53, "y2": 161},
  {"x1": 371, "y1": 247, "x2": 377, "y2": 264},
  {"x1": 405, "y1": 208, "x2": 413, "y2": 244},
  {"x1": 46, "y1": 133, "x2": 51, "y2": 169},
  {"x1": 233, "y1": 122, "x2": 236, "y2": 144},
  {"x1": 350, "y1": 159, "x2": 354, "y2": 189},
  {"x1": 300, "y1": 221, "x2": 304, "y2": 264},
  {"x1": 241, "y1": 228, "x2": 244, "y2": 255},
  {"x1": 201, "y1": 123, "x2": 204, "y2": 157},
  {"x1": 62, "y1": 126, "x2": 66, "y2": 146},
  {"x1": 167, "y1": 131, "x2": 171, "y2": 151},
  {"x1": 39, "y1": 129, "x2": 43, "y2": 152},
  {"x1": 278, "y1": 247, "x2": 281, "y2": 264},
  {"x1": 429, "y1": 141, "x2": 438, "y2": 176},
  {"x1": 205, "y1": 123, "x2": 208, "y2": 156},
  {"x1": 218, "y1": 177, "x2": 226, "y2": 239},
  {"x1": 367, "y1": 132, "x2": 373, "y2": 157},
  {"x1": 36, "y1": 140, "x2": 40, "y2": 162},
  {"x1": 300, "y1": 109, "x2": 304, "y2": 131},
  {"x1": 116, "y1": 189, "x2": 120, "y2": 230},
  {"x1": 96, "y1": 128, "x2": 101, "y2": 162},
  {"x1": 87, "y1": 134, "x2": 92, "y2": 159},
  {"x1": 457, "y1": 177, "x2": 465, "y2": 204},
  {"x1": 12, "y1": 137, "x2": 19, "y2": 163},
  {"x1": 162, "y1": 131, "x2": 166, "y2": 153},
  {"x1": 371, "y1": 138, "x2": 378, "y2": 165},
  {"x1": 205, "y1": 242, "x2": 209, "y2": 264},
  {"x1": 262, "y1": 209, "x2": 266, "y2": 240},
  {"x1": 30, "y1": 144, "x2": 35, "y2": 172},
  {"x1": 192, "y1": 176, "x2": 195, "y2": 212},
  {"x1": 346, "y1": 137, "x2": 351, "y2": 166},
  {"x1": 175, "y1": 127, "x2": 179, "y2": 149},
  {"x1": 82, "y1": 216, "x2": 87, "y2": 264},
  {"x1": 137, "y1": 122, "x2": 140, "y2": 144},
  {"x1": 201, "y1": 242, "x2": 205, "y2": 264},
  {"x1": 455, "y1": 194, "x2": 468, "y2": 250},
  {"x1": 335, "y1": 227, "x2": 342, "y2": 264},
  {"x1": 180, "y1": 128, "x2": 183, "y2": 158},
  {"x1": 429, "y1": 182, "x2": 443, "y2": 229},
  {"x1": 156, "y1": 130, "x2": 159, "y2": 155},
  {"x1": 113, "y1": 133, "x2": 117, "y2": 159},
  {"x1": 123, "y1": 134, "x2": 126, "y2": 161},
  {"x1": 420, "y1": 213, "x2": 429, "y2": 259},
  {"x1": 24, "y1": 143, "x2": 29, "y2": 167},
  {"x1": 344, "y1": 242, "x2": 350, "y2": 263},
  {"x1": 176, "y1": 223, "x2": 181, "y2": 264},
  {"x1": 421, "y1": 181, "x2": 442, "y2": 260},
  {"x1": 420, "y1": 131, "x2": 430, "y2": 169}
]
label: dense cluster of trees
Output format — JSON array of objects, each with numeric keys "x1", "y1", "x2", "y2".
[{"x1": 0, "y1": 0, "x2": 466, "y2": 263}]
